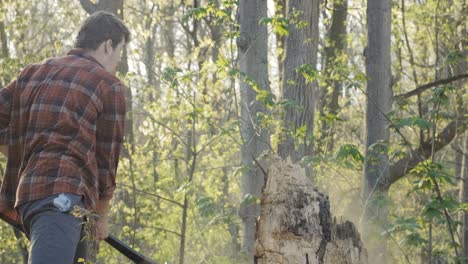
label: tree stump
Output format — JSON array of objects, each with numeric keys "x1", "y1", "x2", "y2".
[{"x1": 255, "y1": 156, "x2": 367, "y2": 264}]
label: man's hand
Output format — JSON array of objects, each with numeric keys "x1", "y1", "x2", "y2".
[
  {"x1": 95, "y1": 199, "x2": 111, "y2": 240},
  {"x1": 96, "y1": 214, "x2": 109, "y2": 240}
]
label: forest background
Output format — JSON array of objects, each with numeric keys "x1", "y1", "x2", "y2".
[{"x1": 0, "y1": 0, "x2": 466, "y2": 263}]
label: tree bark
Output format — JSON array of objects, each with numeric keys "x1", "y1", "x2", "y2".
[
  {"x1": 143, "y1": 4, "x2": 159, "y2": 101},
  {"x1": 277, "y1": 0, "x2": 320, "y2": 163},
  {"x1": 456, "y1": 13, "x2": 467, "y2": 261},
  {"x1": 318, "y1": 0, "x2": 348, "y2": 154},
  {"x1": 386, "y1": 118, "x2": 466, "y2": 189},
  {"x1": 274, "y1": 0, "x2": 286, "y2": 94},
  {"x1": 237, "y1": 0, "x2": 271, "y2": 259},
  {"x1": 0, "y1": 20, "x2": 9, "y2": 58},
  {"x1": 459, "y1": 136, "x2": 468, "y2": 264},
  {"x1": 255, "y1": 155, "x2": 368, "y2": 264},
  {"x1": 361, "y1": 0, "x2": 392, "y2": 263},
  {"x1": 163, "y1": 3, "x2": 176, "y2": 60}
]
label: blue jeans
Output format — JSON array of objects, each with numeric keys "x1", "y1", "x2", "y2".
[{"x1": 19, "y1": 193, "x2": 90, "y2": 264}]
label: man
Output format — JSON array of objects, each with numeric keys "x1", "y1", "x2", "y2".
[{"x1": 0, "y1": 11, "x2": 129, "y2": 263}]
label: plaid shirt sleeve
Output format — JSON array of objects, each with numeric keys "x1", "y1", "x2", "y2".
[
  {"x1": 0, "y1": 80, "x2": 15, "y2": 131},
  {"x1": 96, "y1": 82, "x2": 126, "y2": 201}
]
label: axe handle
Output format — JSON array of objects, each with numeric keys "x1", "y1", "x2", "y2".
[{"x1": 105, "y1": 234, "x2": 158, "y2": 264}]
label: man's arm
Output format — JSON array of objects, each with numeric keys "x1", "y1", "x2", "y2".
[
  {"x1": 0, "y1": 80, "x2": 15, "y2": 141},
  {"x1": 95, "y1": 82, "x2": 126, "y2": 240},
  {"x1": 0, "y1": 80, "x2": 16, "y2": 158},
  {"x1": 0, "y1": 145, "x2": 7, "y2": 157}
]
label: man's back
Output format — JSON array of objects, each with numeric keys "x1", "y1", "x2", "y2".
[{"x1": 0, "y1": 48, "x2": 126, "y2": 225}]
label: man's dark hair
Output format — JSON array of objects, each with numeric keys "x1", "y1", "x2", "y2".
[{"x1": 75, "y1": 11, "x2": 130, "y2": 50}]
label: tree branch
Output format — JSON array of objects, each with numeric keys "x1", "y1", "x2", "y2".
[
  {"x1": 79, "y1": 0, "x2": 98, "y2": 14},
  {"x1": 385, "y1": 118, "x2": 467, "y2": 189},
  {"x1": 394, "y1": 73, "x2": 468, "y2": 100},
  {"x1": 118, "y1": 183, "x2": 184, "y2": 208}
]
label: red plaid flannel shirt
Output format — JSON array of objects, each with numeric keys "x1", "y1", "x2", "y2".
[{"x1": 0, "y1": 48, "x2": 125, "y2": 227}]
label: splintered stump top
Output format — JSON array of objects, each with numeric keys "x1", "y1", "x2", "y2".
[{"x1": 255, "y1": 155, "x2": 368, "y2": 264}]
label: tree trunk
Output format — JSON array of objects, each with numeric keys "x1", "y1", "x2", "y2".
[
  {"x1": 255, "y1": 155, "x2": 368, "y2": 264},
  {"x1": 162, "y1": 2, "x2": 176, "y2": 61},
  {"x1": 277, "y1": 0, "x2": 320, "y2": 163},
  {"x1": 274, "y1": 0, "x2": 286, "y2": 94},
  {"x1": 0, "y1": 20, "x2": 9, "y2": 58},
  {"x1": 144, "y1": 18, "x2": 159, "y2": 101},
  {"x1": 456, "y1": 14, "x2": 467, "y2": 261},
  {"x1": 237, "y1": 0, "x2": 271, "y2": 259},
  {"x1": 459, "y1": 136, "x2": 468, "y2": 264},
  {"x1": 318, "y1": 0, "x2": 348, "y2": 154},
  {"x1": 361, "y1": 0, "x2": 392, "y2": 263}
]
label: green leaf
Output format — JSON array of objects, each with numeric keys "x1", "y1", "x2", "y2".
[
  {"x1": 335, "y1": 144, "x2": 363, "y2": 169},
  {"x1": 259, "y1": 17, "x2": 289, "y2": 36},
  {"x1": 411, "y1": 161, "x2": 455, "y2": 186},
  {"x1": 413, "y1": 118, "x2": 431, "y2": 130},
  {"x1": 445, "y1": 50, "x2": 465, "y2": 65},
  {"x1": 258, "y1": 17, "x2": 273, "y2": 25},
  {"x1": 394, "y1": 117, "x2": 431, "y2": 130},
  {"x1": 255, "y1": 89, "x2": 276, "y2": 108},
  {"x1": 161, "y1": 67, "x2": 182, "y2": 84},
  {"x1": 405, "y1": 233, "x2": 427, "y2": 247},
  {"x1": 182, "y1": 7, "x2": 208, "y2": 23},
  {"x1": 422, "y1": 207, "x2": 443, "y2": 221},
  {"x1": 323, "y1": 113, "x2": 343, "y2": 123},
  {"x1": 196, "y1": 196, "x2": 216, "y2": 217},
  {"x1": 296, "y1": 64, "x2": 318, "y2": 83}
]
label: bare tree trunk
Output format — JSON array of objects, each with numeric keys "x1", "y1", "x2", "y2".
[
  {"x1": 459, "y1": 136, "x2": 468, "y2": 264},
  {"x1": 277, "y1": 0, "x2": 320, "y2": 163},
  {"x1": 361, "y1": 0, "x2": 392, "y2": 263},
  {"x1": 237, "y1": 0, "x2": 271, "y2": 259},
  {"x1": 456, "y1": 9, "x2": 467, "y2": 260},
  {"x1": 0, "y1": 20, "x2": 9, "y2": 58},
  {"x1": 143, "y1": 3, "x2": 159, "y2": 102},
  {"x1": 318, "y1": 0, "x2": 348, "y2": 154},
  {"x1": 163, "y1": 2, "x2": 176, "y2": 61},
  {"x1": 274, "y1": 0, "x2": 286, "y2": 94}
]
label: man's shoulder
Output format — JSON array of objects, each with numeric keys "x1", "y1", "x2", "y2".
[{"x1": 54, "y1": 55, "x2": 122, "y2": 85}]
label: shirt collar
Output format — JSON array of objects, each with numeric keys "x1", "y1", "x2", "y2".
[{"x1": 66, "y1": 48, "x2": 105, "y2": 69}]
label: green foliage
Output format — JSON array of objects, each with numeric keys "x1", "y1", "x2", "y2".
[
  {"x1": 259, "y1": 16, "x2": 289, "y2": 36},
  {"x1": 295, "y1": 64, "x2": 318, "y2": 84},
  {"x1": 335, "y1": 144, "x2": 363, "y2": 169},
  {"x1": 421, "y1": 197, "x2": 458, "y2": 222},
  {"x1": 411, "y1": 161, "x2": 456, "y2": 191},
  {"x1": 445, "y1": 50, "x2": 466, "y2": 65},
  {"x1": 393, "y1": 117, "x2": 431, "y2": 131},
  {"x1": 197, "y1": 196, "x2": 217, "y2": 217}
]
